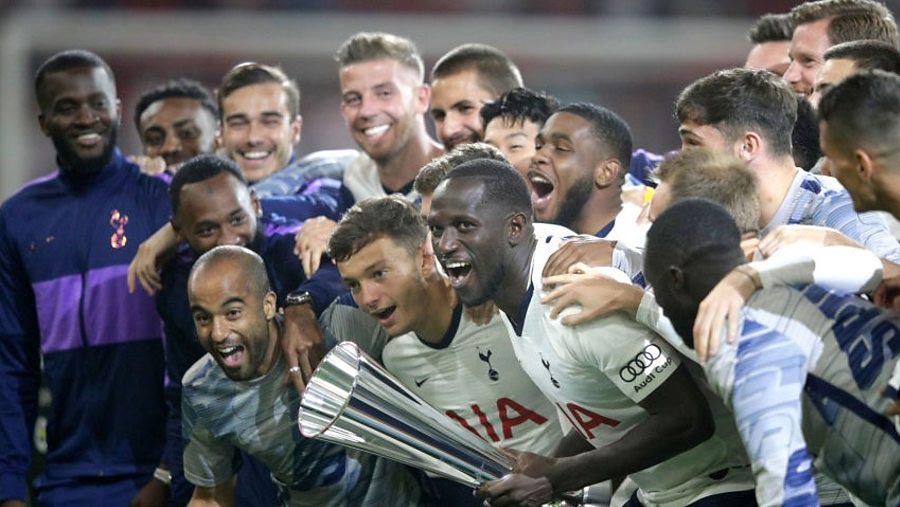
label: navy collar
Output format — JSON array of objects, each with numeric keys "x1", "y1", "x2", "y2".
[
  {"x1": 416, "y1": 302, "x2": 462, "y2": 350},
  {"x1": 595, "y1": 218, "x2": 616, "y2": 238}
]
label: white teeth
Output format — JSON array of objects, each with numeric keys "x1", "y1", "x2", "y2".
[
  {"x1": 77, "y1": 133, "x2": 100, "y2": 142},
  {"x1": 218, "y1": 346, "x2": 238, "y2": 355},
  {"x1": 364, "y1": 125, "x2": 390, "y2": 138},
  {"x1": 529, "y1": 174, "x2": 551, "y2": 185},
  {"x1": 242, "y1": 151, "x2": 269, "y2": 160},
  {"x1": 445, "y1": 261, "x2": 470, "y2": 269}
]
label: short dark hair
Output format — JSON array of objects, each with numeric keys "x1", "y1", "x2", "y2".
[
  {"x1": 218, "y1": 62, "x2": 300, "y2": 119},
  {"x1": 431, "y1": 44, "x2": 523, "y2": 97},
  {"x1": 791, "y1": 0, "x2": 899, "y2": 47},
  {"x1": 792, "y1": 95, "x2": 822, "y2": 171},
  {"x1": 414, "y1": 142, "x2": 507, "y2": 195},
  {"x1": 557, "y1": 102, "x2": 633, "y2": 169},
  {"x1": 169, "y1": 154, "x2": 247, "y2": 215},
  {"x1": 644, "y1": 199, "x2": 744, "y2": 302},
  {"x1": 190, "y1": 245, "x2": 271, "y2": 299},
  {"x1": 819, "y1": 70, "x2": 900, "y2": 168},
  {"x1": 34, "y1": 49, "x2": 115, "y2": 110},
  {"x1": 480, "y1": 87, "x2": 559, "y2": 131},
  {"x1": 655, "y1": 149, "x2": 760, "y2": 233},
  {"x1": 335, "y1": 32, "x2": 425, "y2": 82},
  {"x1": 824, "y1": 39, "x2": 900, "y2": 73},
  {"x1": 442, "y1": 158, "x2": 532, "y2": 219},
  {"x1": 676, "y1": 68, "x2": 797, "y2": 157},
  {"x1": 329, "y1": 196, "x2": 427, "y2": 262},
  {"x1": 134, "y1": 78, "x2": 217, "y2": 133},
  {"x1": 748, "y1": 13, "x2": 795, "y2": 44}
]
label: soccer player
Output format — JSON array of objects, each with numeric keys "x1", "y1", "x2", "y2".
[
  {"x1": 745, "y1": 13, "x2": 794, "y2": 76},
  {"x1": 428, "y1": 159, "x2": 756, "y2": 507},
  {"x1": 182, "y1": 245, "x2": 424, "y2": 506},
  {"x1": 327, "y1": 196, "x2": 565, "y2": 505},
  {"x1": 480, "y1": 87, "x2": 558, "y2": 179},
  {"x1": 644, "y1": 198, "x2": 900, "y2": 507}
]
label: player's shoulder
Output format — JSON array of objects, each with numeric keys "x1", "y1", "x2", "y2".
[{"x1": 182, "y1": 354, "x2": 221, "y2": 393}]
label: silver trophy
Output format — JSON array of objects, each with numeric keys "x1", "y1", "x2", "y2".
[{"x1": 297, "y1": 341, "x2": 514, "y2": 487}]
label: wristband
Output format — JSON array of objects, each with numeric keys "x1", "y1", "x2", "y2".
[{"x1": 153, "y1": 467, "x2": 172, "y2": 485}]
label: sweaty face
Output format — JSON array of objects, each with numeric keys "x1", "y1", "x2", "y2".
[
  {"x1": 339, "y1": 59, "x2": 428, "y2": 164},
  {"x1": 337, "y1": 236, "x2": 429, "y2": 337},
  {"x1": 745, "y1": 40, "x2": 792, "y2": 76},
  {"x1": 220, "y1": 82, "x2": 301, "y2": 183},
  {"x1": 189, "y1": 261, "x2": 277, "y2": 381},
  {"x1": 39, "y1": 66, "x2": 120, "y2": 177},
  {"x1": 483, "y1": 117, "x2": 541, "y2": 179},
  {"x1": 139, "y1": 97, "x2": 216, "y2": 170},
  {"x1": 430, "y1": 69, "x2": 495, "y2": 150},
  {"x1": 809, "y1": 58, "x2": 857, "y2": 108},
  {"x1": 173, "y1": 171, "x2": 261, "y2": 254},
  {"x1": 783, "y1": 18, "x2": 832, "y2": 98},
  {"x1": 428, "y1": 178, "x2": 507, "y2": 307},
  {"x1": 530, "y1": 112, "x2": 599, "y2": 227}
]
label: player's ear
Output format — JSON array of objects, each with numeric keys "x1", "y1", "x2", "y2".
[
  {"x1": 508, "y1": 212, "x2": 529, "y2": 246},
  {"x1": 669, "y1": 265, "x2": 685, "y2": 291},
  {"x1": 263, "y1": 290, "x2": 277, "y2": 320},
  {"x1": 418, "y1": 239, "x2": 437, "y2": 277}
]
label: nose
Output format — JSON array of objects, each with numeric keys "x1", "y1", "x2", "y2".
[
  {"x1": 440, "y1": 111, "x2": 462, "y2": 140},
  {"x1": 783, "y1": 60, "x2": 801, "y2": 84},
  {"x1": 357, "y1": 281, "x2": 380, "y2": 311},
  {"x1": 532, "y1": 143, "x2": 550, "y2": 167},
  {"x1": 359, "y1": 94, "x2": 379, "y2": 119},
  {"x1": 161, "y1": 131, "x2": 181, "y2": 157},
  {"x1": 435, "y1": 227, "x2": 458, "y2": 256},
  {"x1": 74, "y1": 103, "x2": 98, "y2": 125},
  {"x1": 217, "y1": 228, "x2": 244, "y2": 247},
  {"x1": 247, "y1": 119, "x2": 264, "y2": 144},
  {"x1": 211, "y1": 316, "x2": 229, "y2": 342}
]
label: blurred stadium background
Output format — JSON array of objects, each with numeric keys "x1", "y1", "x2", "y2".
[{"x1": 2, "y1": 0, "x2": 899, "y2": 200}]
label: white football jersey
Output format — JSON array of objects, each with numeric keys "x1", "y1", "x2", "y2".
[
  {"x1": 382, "y1": 304, "x2": 565, "y2": 456},
  {"x1": 502, "y1": 226, "x2": 754, "y2": 507}
]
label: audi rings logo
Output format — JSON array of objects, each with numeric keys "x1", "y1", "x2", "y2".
[{"x1": 619, "y1": 344, "x2": 663, "y2": 382}]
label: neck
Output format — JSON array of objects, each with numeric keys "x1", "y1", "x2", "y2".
[
  {"x1": 753, "y1": 154, "x2": 798, "y2": 228},
  {"x1": 573, "y1": 191, "x2": 622, "y2": 235},
  {"x1": 257, "y1": 318, "x2": 284, "y2": 377},
  {"x1": 494, "y1": 234, "x2": 538, "y2": 324},
  {"x1": 874, "y1": 169, "x2": 900, "y2": 219},
  {"x1": 415, "y1": 274, "x2": 459, "y2": 344},
  {"x1": 376, "y1": 119, "x2": 443, "y2": 192}
]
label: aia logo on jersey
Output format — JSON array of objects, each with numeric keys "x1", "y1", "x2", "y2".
[
  {"x1": 109, "y1": 209, "x2": 129, "y2": 249},
  {"x1": 541, "y1": 354, "x2": 560, "y2": 389},
  {"x1": 477, "y1": 347, "x2": 499, "y2": 381}
]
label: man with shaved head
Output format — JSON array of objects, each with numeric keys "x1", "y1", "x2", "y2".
[{"x1": 182, "y1": 244, "x2": 423, "y2": 506}]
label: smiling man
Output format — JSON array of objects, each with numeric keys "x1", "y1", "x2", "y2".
[
  {"x1": 182, "y1": 245, "x2": 422, "y2": 507},
  {"x1": 429, "y1": 43, "x2": 523, "y2": 151},
  {"x1": 480, "y1": 87, "x2": 558, "y2": 179},
  {"x1": 154, "y1": 154, "x2": 346, "y2": 506},
  {"x1": 0, "y1": 50, "x2": 170, "y2": 507},
  {"x1": 428, "y1": 159, "x2": 756, "y2": 507},
  {"x1": 293, "y1": 32, "x2": 444, "y2": 276},
  {"x1": 783, "y1": 0, "x2": 897, "y2": 99},
  {"x1": 134, "y1": 78, "x2": 217, "y2": 175}
]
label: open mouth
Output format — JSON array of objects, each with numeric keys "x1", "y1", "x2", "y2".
[
  {"x1": 217, "y1": 344, "x2": 245, "y2": 368},
  {"x1": 371, "y1": 305, "x2": 397, "y2": 322},
  {"x1": 443, "y1": 260, "x2": 472, "y2": 286},
  {"x1": 529, "y1": 172, "x2": 554, "y2": 198}
]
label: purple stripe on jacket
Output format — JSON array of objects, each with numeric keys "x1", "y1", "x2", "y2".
[{"x1": 33, "y1": 264, "x2": 163, "y2": 353}]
